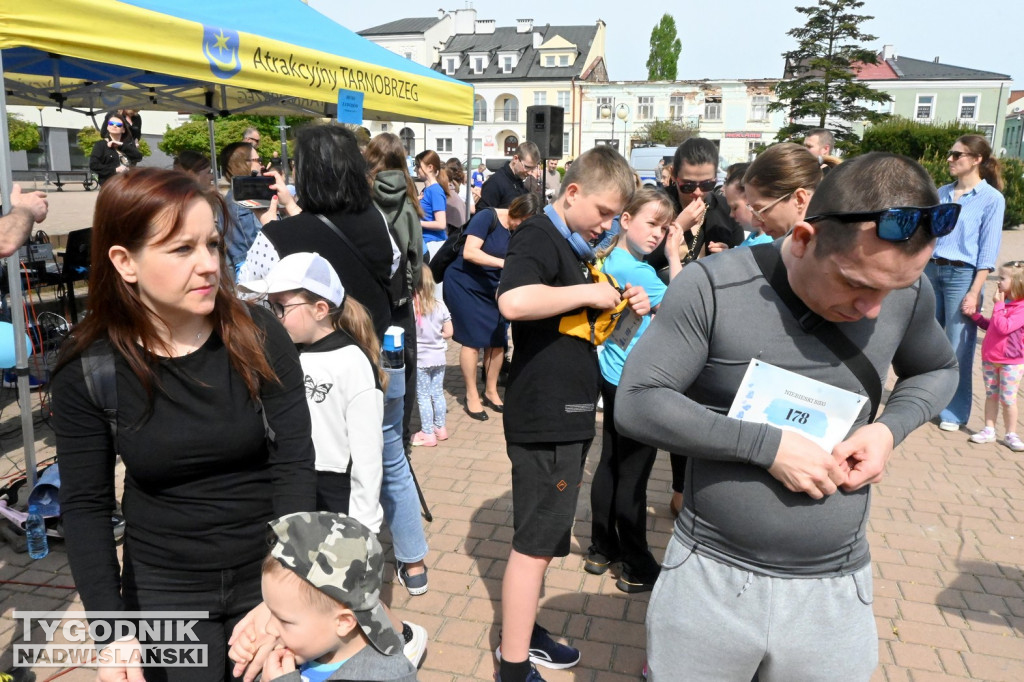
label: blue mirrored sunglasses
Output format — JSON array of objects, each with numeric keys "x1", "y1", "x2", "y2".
[{"x1": 805, "y1": 204, "x2": 961, "y2": 242}]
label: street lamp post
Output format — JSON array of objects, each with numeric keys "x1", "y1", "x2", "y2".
[
  {"x1": 599, "y1": 100, "x2": 630, "y2": 153},
  {"x1": 615, "y1": 103, "x2": 630, "y2": 155},
  {"x1": 599, "y1": 101, "x2": 615, "y2": 150}
]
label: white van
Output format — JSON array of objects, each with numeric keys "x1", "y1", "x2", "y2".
[{"x1": 629, "y1": 146, "x2": 676, "y2": 187}]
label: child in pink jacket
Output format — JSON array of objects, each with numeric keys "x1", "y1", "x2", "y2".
[{"x1": 966, "y1": 261, "x2": 1024, "y2": 451}]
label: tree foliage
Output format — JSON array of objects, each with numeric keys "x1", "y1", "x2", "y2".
[
  {"x1": 855, "y1": 117, "x2": 979, "y2": 159},
  {"x1": 634, "y1": 119, "x2": 697, "y2": 148},
  {"x1": 646, "y1": 14, "x2": 681, "y2": 81},
  {"x1": 769, "y1": 0, "x2": 891, "y2": 144},
  {"x1": 7, "y1": 114, "x2": 40, "y2": 152}
]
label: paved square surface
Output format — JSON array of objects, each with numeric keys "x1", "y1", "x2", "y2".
[{"x1": 0, "y1": 188, "x2": 1021, "y2": 680}]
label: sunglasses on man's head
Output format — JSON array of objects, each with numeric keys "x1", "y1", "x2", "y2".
[
  {"x1": 947, "y1": 150, "x2": 977, "y2": 160},
  {"x1": 676, "y1": 179, "x2": 717, "y2": 194},
  {"x1": 805, "y1": 204, "x2": 961, "y2": 242}
]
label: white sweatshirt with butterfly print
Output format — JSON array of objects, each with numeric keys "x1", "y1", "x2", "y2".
[{"x1": 298, "y1": 330, "x2": 384, "y2": 533}]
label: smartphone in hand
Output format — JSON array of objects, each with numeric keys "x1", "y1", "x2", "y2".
[{"x1": 232, "y1": 175, "x2": 276, "y2": 209}]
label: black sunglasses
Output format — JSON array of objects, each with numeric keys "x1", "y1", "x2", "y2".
[
  {"x1": 805, "y1": 204, "x2": 962, "y2": 242},
  {"x1": 675, "y1": 179, "x2": 717, "y2": 193},
  {"x1": 947, "y1": 150, "x2": 978, "y2": 160}
]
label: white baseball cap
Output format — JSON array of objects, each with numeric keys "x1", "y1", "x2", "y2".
[{"x1": 239, "y1": 252, "x2": 345, "y2": 307}]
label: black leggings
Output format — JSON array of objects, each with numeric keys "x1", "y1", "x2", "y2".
[{"x1": 589, "y1": 378, "x2": 660, "y2": 579}]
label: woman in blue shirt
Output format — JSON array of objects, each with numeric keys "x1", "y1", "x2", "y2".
[
  {"x1": 927, "y1": 134, "x2": 1005, "y2": 431},
  {"x1": 415, "y1": 150, "x2": 451, "y2": 255}
]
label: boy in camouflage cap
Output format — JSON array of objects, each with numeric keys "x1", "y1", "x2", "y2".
[{"x1": 260, "y1": 512, "x2": 416, "y2": 682}]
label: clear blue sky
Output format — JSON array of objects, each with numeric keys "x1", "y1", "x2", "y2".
[{"x1": 310, "y1": 0, "x2": 1021, "y2": 89}]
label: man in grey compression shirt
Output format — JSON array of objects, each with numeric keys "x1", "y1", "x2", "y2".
[{"x1": 617, "y1": 152, "x2": 958, "y2": 681}]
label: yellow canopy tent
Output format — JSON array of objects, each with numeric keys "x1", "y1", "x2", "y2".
[{"x1": 0, "y1": 0, "x2": 474, "y2": 482}]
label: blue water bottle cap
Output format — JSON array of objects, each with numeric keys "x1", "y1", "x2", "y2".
[{"x1": 383, "y1": 326, "x2": 404, "y2": 352}]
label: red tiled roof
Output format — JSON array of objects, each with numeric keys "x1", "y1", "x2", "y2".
[{"x1": 853, "y1": 59, "x2": 898, "y2": 80}]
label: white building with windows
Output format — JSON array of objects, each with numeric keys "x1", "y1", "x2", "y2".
[
  {"x1": 358, "y1": 9, "x2": 607, "y2": 165},
  {"x1": 579, "y1": 80, "x2": 787, "y2": 167}
]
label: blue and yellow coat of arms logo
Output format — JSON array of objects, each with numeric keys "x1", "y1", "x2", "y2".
[{"x1": 203, "y1": 26, "x2": 242, "y2": 79}]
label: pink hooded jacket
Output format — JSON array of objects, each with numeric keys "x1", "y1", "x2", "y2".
[{"x1": 972, "y1": 298, "x2": 1024, "y2": 364}]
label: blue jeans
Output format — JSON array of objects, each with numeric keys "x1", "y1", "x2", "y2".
[
  {"x1": 925, "y1": 262, "x2": 980, "y2": 425},
  {"x1": 381, "y1": 365, "x2": 429, "y2": 563}
]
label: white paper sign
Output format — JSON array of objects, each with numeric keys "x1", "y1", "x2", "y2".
[{"x1": 727, "y1": 359, "x2": 866, "y2": 451}]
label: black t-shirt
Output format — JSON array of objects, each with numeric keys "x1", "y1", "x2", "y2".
[
  {"x1": 477, "y1": 162, "x2": 528, "y2": 210},
  {"x1": 52, "y1": 305, "x2": 315, "y2": 615},
  {"x1": 261, "y1": 207, "x2": 394, "y2": 340},
  {"x1": 497, "y1": 214, "x2": 599, "y2": 443}
]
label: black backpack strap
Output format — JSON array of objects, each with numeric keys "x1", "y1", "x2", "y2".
[
  {"x1": 81, "y1": 340, "x2": 118, "y2": 445},
  {"x1": 315, "y1": 213, "x2": 392, "y2": 304},
  {"x1": 749, "y1": 244, "x2": 881, "y2": 422}
]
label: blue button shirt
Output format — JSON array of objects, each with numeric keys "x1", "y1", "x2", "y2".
[{"x1": 934, "y1": 179, "x2": 1005, "y2": 271}]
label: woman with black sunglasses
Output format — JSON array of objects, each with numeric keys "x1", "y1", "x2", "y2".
[
  {"x1": 926, "y1": 134, "x2": 1006, "y2": 433},
  {"x1": 89, "y1": 112, "x2": 143, "y2": 186}
]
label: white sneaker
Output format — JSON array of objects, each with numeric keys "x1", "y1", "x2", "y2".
[
  {"x1": 401, "y1": 621, "x2": 427, "y2": 668},
  {"x1": 939, "y1": 421, "x2": 960, "y2": 432},
  {"x1": 1005, "y1": 433, "x2": 1024, "y2": 452},
  {"x1": 970, "y1": 427, "x2": 996, "y2": 444}
]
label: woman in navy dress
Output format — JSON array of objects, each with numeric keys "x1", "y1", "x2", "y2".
[{"x1": 443, "y1": 194, "x2": 541, "y2": 420}]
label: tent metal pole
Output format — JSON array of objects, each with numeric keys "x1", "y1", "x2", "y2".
[
  {"x1": 279, "y1": 115, "x2": 289, "y2": 184},
  {"x1": 465, "y1": 124, "x2": 473, "y2": 211},
  {"x1": 0, "y1": 51, "x2": 38, "y2": 488},
  {"x1": 207, "y1": 117, "x2": 218, "y2": 178}
]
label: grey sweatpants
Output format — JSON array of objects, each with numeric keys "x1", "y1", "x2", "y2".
[{"x1": 646, "y1": 537, "x2": 878, "y2": 682}]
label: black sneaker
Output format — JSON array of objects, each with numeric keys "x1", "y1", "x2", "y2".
[
  {"x1": 615, "y1": 567, "x2": 659, "y2": 594},
  {"x1": 584, "y1": 548, "x2": 616, "y2": 576}
]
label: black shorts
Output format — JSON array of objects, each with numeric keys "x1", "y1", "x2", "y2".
[{"x1": 508, "y1": 439, "x2": 592, "y2": 557}]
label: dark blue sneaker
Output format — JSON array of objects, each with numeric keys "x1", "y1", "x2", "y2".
[
  {"x1": 495, "y1": 665, "x2": 546, "y2": 682},
  {"x1": 396, "y1": 561, "x2": 428, "y2": 596},
  {"x1": 495, "y1": 624, "x2": 580, "y2": 670}
]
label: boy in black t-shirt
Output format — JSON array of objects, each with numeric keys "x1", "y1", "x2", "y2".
[{"x1": 493, "y1": 147, "x2": 650, "y2": 682}]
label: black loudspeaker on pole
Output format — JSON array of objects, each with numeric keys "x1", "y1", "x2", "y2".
[{"x1": 526, "y1": 105, "x2": 564, "y2": 159}]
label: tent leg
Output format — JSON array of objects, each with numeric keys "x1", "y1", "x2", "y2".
[
  {"x1": 0, "y1": 51, "x2": 38, "y2": 488},
  {"x1": 465, "y1": 125, "x2": 473, "y2": 211},
  {"x1": 279, "y1": 116, "x2": 290, "y2": 184},
  {"x1": 208, "y1": 117, "x2": 218, "y2": 179}
]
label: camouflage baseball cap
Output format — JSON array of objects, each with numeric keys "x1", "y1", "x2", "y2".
[{"x1": 268, "y1": 512, "x2": 403, "y2": 656}]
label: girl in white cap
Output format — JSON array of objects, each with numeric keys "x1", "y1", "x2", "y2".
[{"x1": 242, "y1": 252, "x2": 386, "y2": 531}]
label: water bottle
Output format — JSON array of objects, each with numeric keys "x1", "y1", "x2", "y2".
[
  {"x1": 382, "y1": 326, "x2": 405, "y2": 370},
  {"x1": 25, "y1": 504, "x2": 49, "y2": 559}
]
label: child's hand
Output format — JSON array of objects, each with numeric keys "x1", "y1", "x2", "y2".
[
  {"x1": 665, "y1": 223, "x2": 683, "y2": 251},
  {"x1": 588, "y1": 281, "x2": 623, "y2": 309},
  {"x1": 622, "y1": 283, "x2": 651, "y2": 317},
  {"x1": 262, "y1": 647, "x2": 297, "y2": 681},
  {"x1": 994, "y1": 289, "x2": 1005, "y2": 304}
]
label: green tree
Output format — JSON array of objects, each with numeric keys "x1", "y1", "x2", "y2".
[
  {"x1": 646, "y1": 14, "x2": 681, "y2": 81},
  {"x1": 164, "y1": 116, "x2": 311, "y2": 159},
  {"x1": 7, "y1": 114, "x2": 40, "y2": 151},
  {"x1": 769, "y1": 0, "x2": 891, "y2": 144},
  {"x1": 634, "y1": 119, "x2": 697, "y2": 148}
]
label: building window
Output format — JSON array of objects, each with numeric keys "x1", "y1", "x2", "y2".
[
  {"x1": 545, "y1": 55, "x2": 555, "y2": 67},
  {"x1": 534, "y1": 91, "x2": 547, "y2": 106},
  {"x1": 559, "y1": 55, "x2": 569, "y2": 67},
  {"x1": 977, "y1": 124, "x2": 995, "y2": 145},
  {"x1": 557, "y1": 90, "x2": 571, "y2": 110},
  {"x1": 637, "y1": 96, "x2": 654, "y2": 121},
  {"x1": 502, "y1": 97, "x2": 519, "y2": 122},
  {"x1": 399, "y1": 128, "x2": 415, "y2": 156},
  {"x1": 404, "y1": 51, "x2": 413, "y2": 60},
  {"x1": 444, "y1": 58, "x2": 457, "y2": 74},
  {"x1": 750, "y1": 95, "x2": 769, "y2": 121},
  {"x1": 748, "y1": 141, "x2": 760, "y2": 161},
  {"x1": 502, "y1": 56, "x2": 514, "y2": 73},
  {"x1": 562, "y1": 132, "x2": 570, "y2": 156},
  {"x1": 704, "y1": 97, "x2": 722, "y2": 121},
  {"x1": 380, "y1": 123, "x2": 389, "y2": 132},
  {"x1": 473, "y1": 138, "x2": 483, "y2": 154},
  {"x1": 436, "y1": 138, "x2": 452, "y2": 153},
  {"x1": 916, "y1": 94, "x2": 934, "y2": 120},
  {"x1": 960, "y1": 94, "x2": 979, "y2": 120},
  {"x1": 595, "y1": 96, "x2": 612, "y2": 119},
  {"x1": 474, "y1": 97, "x2": 487, "y2": 122},
  {"x1": 473, "y1": 56, "x2": 485, "y2": 74},
  {"x1": 669, "y1": 96, "x2": 685, "y2": 121}
]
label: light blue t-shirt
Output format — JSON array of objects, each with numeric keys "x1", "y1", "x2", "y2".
[
  {"x1": 738, "y1": 231, "x2": 774, "y2": 248},
  {"x1": 299, "y1": 659, "x2": 345, "y2": 682},
  {"x1": 598, "y1": 248, "x2": 667, "y2": 386}
]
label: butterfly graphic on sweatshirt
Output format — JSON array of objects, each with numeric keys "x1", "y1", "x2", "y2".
[{"x1": 304, "y1": 375, "x2": 333, "y2": 403}]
